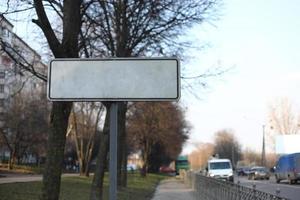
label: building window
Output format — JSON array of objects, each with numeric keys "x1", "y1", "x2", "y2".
[
  {"x1": 0, "y1": 72, "x2": 5, "y2": 79},
  {"x1": 0, "y1": 112, "x2": 5, "y2": 121},
  {"x1": 0, "y1": 84, "x2": 4, "y2": 93},
  {"x1": 1, "y1": 28, "x2": 8, "y2": 37},
  {"x1": 1, "y1": 28, "x2": 11, "y2": 42},
  {"x1": 0, "y1": 99, "x2": 4, "y2": 107}
]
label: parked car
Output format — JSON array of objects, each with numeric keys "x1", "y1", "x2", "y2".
[
  {"x1": 236, "y1": 167, "x2": 251, "y2": 176},
  {"x1": 248, "y1": 166, "x2": 270, "y2": 180},
  {"x1": 274, "y1": 153, "x2": 300, "y2": 184},
  {"x1": 159, "y1": 166, "x2": 175, "y2": 174}
]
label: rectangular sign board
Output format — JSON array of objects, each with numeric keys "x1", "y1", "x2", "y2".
[
  {"x1": 48, "y1": 58, "x2": 180, "y2": 101},
  {"x1": 275, "y1": 135, "x2": 300, "y2": 154}
]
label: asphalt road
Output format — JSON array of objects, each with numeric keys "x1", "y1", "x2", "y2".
[{"x1": 235, "y1": 175, "x2": 300, "y2": 200}]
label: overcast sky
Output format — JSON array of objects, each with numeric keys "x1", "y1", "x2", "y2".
[{"x1": 182, "y1": 0, "x2": 300, "y2": 154}]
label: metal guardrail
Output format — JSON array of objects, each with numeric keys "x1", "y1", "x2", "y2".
[{"x1": 181, "y1": 171, "x2": 289, "y2": 200}]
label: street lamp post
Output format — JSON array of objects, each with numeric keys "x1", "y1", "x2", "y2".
[
  {"x1": 232, "y1": 145, "x2": 235, "y2": 168},
  {"x1": 261, "y1": 125, "x2": 266, "y2": 166}
]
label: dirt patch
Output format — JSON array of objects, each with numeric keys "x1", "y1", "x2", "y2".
[{"x1": 0, "y1": 168, "x2": 34, "y2": 178}]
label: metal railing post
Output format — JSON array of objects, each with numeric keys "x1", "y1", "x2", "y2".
[
  {"x1": 252, "y1": 184, "x2": 257, "y2": 200},
  {"x1": 276, "y1": 188, "x2": 280, "y2": 198},
  {"x1": 237, "y1": 180, "x2": 241, "y2": 200}
]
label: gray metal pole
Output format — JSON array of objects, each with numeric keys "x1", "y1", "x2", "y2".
[
  {"x1": 261, "y1": 124, "x2": 266, "y2": 166},
  {"x1": 109, "y1": 103, "x2": 118, "y2": 200}
]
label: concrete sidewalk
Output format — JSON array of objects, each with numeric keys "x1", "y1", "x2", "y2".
[{"x1": 151, "y1": 178, "x2": 195, "y2": 200}]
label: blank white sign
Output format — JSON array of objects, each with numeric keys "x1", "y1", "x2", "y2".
[
  {"x1": 276, "y1": 135, "x2": 300, "y2": 154},
  {"x1": 48, "y1": 58, "x2": 180, "y2": 101}
]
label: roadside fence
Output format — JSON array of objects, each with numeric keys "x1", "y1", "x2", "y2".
[{"x1": 180, "y1": 170, "x2": 289, "y2": 200}]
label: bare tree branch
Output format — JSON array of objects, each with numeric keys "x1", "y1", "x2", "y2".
[
  {"x1": 32, "y1": 0, "x2": 63, "y2": 57},
  {"x1": 0, "y1": 39, "x2": 47, "y2": 81}
]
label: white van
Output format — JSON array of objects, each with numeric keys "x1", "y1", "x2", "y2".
[{"x1": 207, "y1": 158, "x2": 234, "y2": 182}]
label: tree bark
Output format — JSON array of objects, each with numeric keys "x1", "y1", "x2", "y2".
[
  {"x1": 41, "y1": 102, "x2": 72, "y2": 200},
  {"x1": 32, "y1": 1, "x2": 81, "y2": 200},
  {"x1": 84, "y1": 144, "x2": 93, "y2": 177},
  {"x1": 117, "y1": 102, "x2": 128, "y2": 187},
  {"x1": 140, "y1": 140, "x2": 151, "y2": 177},
  {"x1": 90, "y1": 105, "x2": 110, "y2": 200},
  {"x1": 121, "y1": 143, "x2": 128, "y2": 186},
  {"x1": 8, "y1": 149, "x2": 16, "y2": 170}
]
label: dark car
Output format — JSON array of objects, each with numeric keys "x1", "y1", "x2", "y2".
[
  {"x1": 237, "y1": 167, "x2": 251, "y2": 176},
  {"x1": 248, "y1": 166, "x2": 270, "y2": 180}
]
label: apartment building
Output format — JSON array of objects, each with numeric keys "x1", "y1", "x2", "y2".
[{"x1": 0, "y1": 15, "x2": 47, "y2": 163}]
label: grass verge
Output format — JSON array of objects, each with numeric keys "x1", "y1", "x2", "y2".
[{"x1": 0, "y1": 173, "x2": 166, "y2": 200}]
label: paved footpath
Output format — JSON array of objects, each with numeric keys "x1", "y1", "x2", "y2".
[
  {"x1": 0, "y1": 173, "x2": 78, "y2": 184},
  {"x1": 151, "y1": 178, "x2": 195, "y2": 200}
]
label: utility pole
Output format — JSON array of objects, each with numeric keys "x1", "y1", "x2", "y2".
[
  {"x1": 261, "y1": 125, "x2": 266, "y2": 166},
  {"x1": 232, "y1": 145, "x2": 235, "y2": 168}
]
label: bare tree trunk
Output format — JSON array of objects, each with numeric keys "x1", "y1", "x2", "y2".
[
  {"x1": 90, "y1": 106, "x2": 110, "y2": 200},
  {"x1": 79, "y1": 159, "x2": 85, "y2": 176},
  {"x1": 8, "y1": 158, "x2": 13, "y2": 170},
  {"x1": 71, "y1": 109, "x2": 86, "y2": 176},
  {"x1": 41, "y1": 102, "x2": 72, "y2": 200},
  {"x1": 140, "y1": 141, "x2": 151, "y2": 177},
  {"x1": 32, "y1": 1, "x2": 81, "y2": 199},
  {"x1": 114, "y1": 1, "x2": 129, "y2": 187},
  {"x1": 141, "y1": 164, "x2": 147, "y2": 177},
  {"x1": 117, "y1": 102, "x2": 128, "y2": 187},
  {"x1": 84, "y1": 142, "x2": 94, "y2": 177},
  {"x1": 8, "y1": 149, "x2": 16, "y2": 170},
  {"x1": 84, "y1": 148, "x2": 92, "y2": 177},
  {"x1": 121, "y1": 103, "x2": 128, "y2": 187},
  {"x1": 121, "y1": 145, "x2": 128, "y2": 186}
]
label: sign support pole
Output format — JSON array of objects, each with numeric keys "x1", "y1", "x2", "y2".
[{"x1": 109, "y1": 102, "x2": 118, "y2": 200}]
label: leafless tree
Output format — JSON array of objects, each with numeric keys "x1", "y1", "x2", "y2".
[
  {"x1": 0, "y1": 90, "x2": 48, "y2": 169},
  {"x1": 1, "y1": 1, "x2": 84, "y2": 200},
  {"x1": 127, "y1": 102, "x2": 189, "y2": 176},
  {"x1": 68, "y1": 102, "x2": 104, "y2": 177},
  {"x1": 268, "y1": 97, "x2": 299, "y2": 135},
  {"x1": 84, "y1": 1, "x2": 221, "y2": 197},
  {"x1": 241, "y1": 148, "x2": 261, "y2": 166},
  {"x1": 188, "y1": 142, "x2": 214, "y2": 170},
  {"x1": 213, "y1": 129, "x2": 242, "y2": 167},
  {"x1": 264, "y1": 98, "x2": 300, "y2": 152}
]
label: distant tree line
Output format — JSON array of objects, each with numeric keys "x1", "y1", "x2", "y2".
[
  {"x1": 188, "y1": 129, "x2": 278, "y2": 170},
  {"x1": 0, "y1": 89, "x2": 49, "y2": 169},
  {"x1": 127, "y1": 102, "x2": 190, "y2": 175}
]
